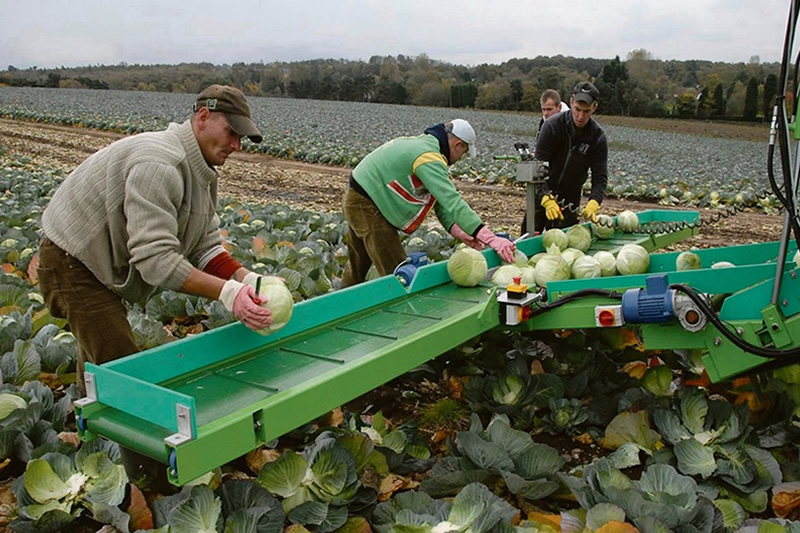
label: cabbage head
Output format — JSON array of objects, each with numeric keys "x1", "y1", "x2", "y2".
[
  {"x1": 593, "y1": 251, "x2": 617, "y2": 277},
  {"x1": 491, "y1": 264, "x2": 523, "y2": 287},
  {"x1": 572, "y1": 255, "x2": 601, "y2": 279},
  {"x1": 561, "y1": 248, "x2": 585, "y2": 267},
  {"x1": 676, "y1": 251, "x2": 702, "y2": 271},
  {"x1": 616, "y1": 244, "x2": 650, "y2": 275},
  {"x1": 492, "y1": 374, "x2": 525, "y2": 405},
  {"x1": 255, "y1": 280, "x2": 294, "y2": 335},
  {"x1": 0, "y1": 393, "x2": 27, "y2": 420},
  {"x1": 406, "y1": 237, "x2": 426, "y2": 250},
  {"x1": 566, "y1": 225, "x2": 592, "y2": 252},
  {"x1": 542, "y1": 228, "x2": 568, "y2": 251},
  {"x1": 617, "y1": 210, "x2": 639, "y2": 233},
  {"x1": 448, "y1": 247, "x2": 488, "y2": 287},
  {"x1": 512, "y1": 249, "x2": 529, "y2": 267},
  {"x1": 535, "y1": 255, "x2": 571, "y2": 286},
  {"x1": 592, "y1": 214, "x2": 615, "y2": 239},
  {"x1": 711, "y1": 261, "x2": 735, "y2": 269},
  {"x1": 519, "y1": 265, "x2": 536, "y2": 286},
  {"x1": 528, "y1": 252, "x2": 547, "y2": 266}
]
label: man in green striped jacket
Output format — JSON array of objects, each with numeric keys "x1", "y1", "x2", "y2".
[{"x1": 342, "y1": 119, "x2": 515, "y2": 287}]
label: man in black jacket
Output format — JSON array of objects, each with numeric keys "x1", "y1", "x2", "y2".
[{"x1": 521, "y1": 81, "x2": 608, "y2": 233}]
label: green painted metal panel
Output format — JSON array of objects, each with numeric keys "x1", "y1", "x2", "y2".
[
  {"x1": 523, "y1": 297, "x2": 620, "y2": 330},
  {"x1": 170, "y1": 413, "x2": 263, "y2": 485},
  {"x1": 762, "y1": 304, "x2": 793, "y2": 347},
  {"x1": 101, "y1": 323, "x2": 274, "y2": 382},
  {"x1": 647, "y1": 241, "x2": 795, "y2": 272},
  {"x1": 102, "y1": 274, "x2": 410, "y2": 382},
  {"x1": 280, "y1": 330, "x2": 393, "y2": 361},
  {"x1": 720, "y1": 265, "x2": 800, "y2": 320},
  {"x1": 80, "y1": 209, "x2": 703, "y2": 484},
  {"x1": 639, "y1": 322, "x2": 710, "y2": 350},
  {"x1": 170, "y1": 373, "x2": 281, "y2": 427},
  {"x1": 88, "y1": 364, "x2": 198, "y2": 437},
  {"x1": 163, "y1": 290, "x2": 498, "y2": 482},
  {"x1": 702, "y1": 321, "x2": 773, "y2": 382}
]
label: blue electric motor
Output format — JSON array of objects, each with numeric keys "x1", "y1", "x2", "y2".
[
  {"x1": 621, "y1": 274, "x2": 675, "y2": 323},
  {"x1": 394, "y1": 251, "x2": 429, "y2": 286}
]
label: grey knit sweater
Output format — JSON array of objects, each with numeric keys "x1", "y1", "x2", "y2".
[{"x1": 41, "y1": 120, "x2": 225, "y2": 303}]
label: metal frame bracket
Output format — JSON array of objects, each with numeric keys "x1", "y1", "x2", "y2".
[
  {"x1": 83, "y1": 372, "x2": 97, "y2": 401},
  {"x1": 164, "y1": 404, "x2": 194, "y2": 447}
]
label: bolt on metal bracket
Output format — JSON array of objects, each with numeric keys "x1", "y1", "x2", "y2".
[{"x1": 164, "y1": 404, "x2": 194, "y2": 447}]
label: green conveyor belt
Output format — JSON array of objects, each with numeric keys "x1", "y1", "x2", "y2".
[{"x1": 75, "y1": 210, "x2": 700, "y2": 485}]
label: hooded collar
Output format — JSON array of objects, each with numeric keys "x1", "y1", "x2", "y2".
[{"x1": 423, "y1": 123, "x2": 451, "y2": 164}]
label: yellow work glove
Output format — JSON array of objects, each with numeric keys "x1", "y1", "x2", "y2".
[
  {"x1": 582, "y1": 199, "x2": 600, "y2": 222},
  {"x1": 540, "y1": 194, "x2": 563, "y2": 221}
]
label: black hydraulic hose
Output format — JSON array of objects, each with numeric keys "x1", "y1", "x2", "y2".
[
  {"x1": 768, "y1": 123, "x2": 789, "y2": 208},
  {"x1": 530, "y1": 288, "x2": 622, "y2": 318},
  {"x1": 671, "y1": 283, "x2": 800, "y2": 360},
  {"x1": 784, "y1": 1, "x2": 800, "y2": 117},
  {"x1": 769, "y1": 0, "x2": 800, "y2": 307}
]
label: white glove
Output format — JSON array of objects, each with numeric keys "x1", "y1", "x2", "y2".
[
  {"x1": 242, "y1": 271, "x2": 260, "y2": 287},
  {"x1": 219, "y1": 279, "x2": 272, "y2": 330}
]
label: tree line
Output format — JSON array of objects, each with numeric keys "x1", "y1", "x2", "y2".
[{"x1": 0, "y1": 51, "x2": 780, "y2": 121}]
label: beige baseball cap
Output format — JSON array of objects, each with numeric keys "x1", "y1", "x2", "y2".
[{"x1": 193, "y1": 85, "x2": 263, "y2": 143}]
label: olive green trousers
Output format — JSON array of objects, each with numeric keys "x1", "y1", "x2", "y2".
[
  {"x1": 37, "y1": 237, "x2": 139, "y2": 394},
  {"x1": 340, "y1": 188, "x2": 406, "y2": 288}
]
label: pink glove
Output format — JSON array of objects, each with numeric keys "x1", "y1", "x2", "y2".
[
  {"x1": 219, "y1": 280, "x2": 273, "y2": 330},
  {"x1": 476, "y1": 227, "x2": 516, "y2": 263},
  {"x1": 450, "y1": 224, "x2": 484, "y2": 251}
]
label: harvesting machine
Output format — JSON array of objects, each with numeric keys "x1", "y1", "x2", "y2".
[{"x1": 75, "y1": 2, "x2": 800, "y2": 485}]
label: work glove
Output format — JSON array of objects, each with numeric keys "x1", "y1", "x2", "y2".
[
  {"x1": 476, "y1": 226, "x2": 516, "y2": 263},
  {"x1": 540, "y1": 194, "x2": 564, "y2": 221},
  {"x1": 219, "y1": 279, "x2": 273, "y2": 330},
  {"x1": 582, "y1": 199, "x2": 600, "y2": 223},
  {"x1": 242, "y1": 271, "x2": 260, "y2": 288},
  {"x1": 450, "y1": 223, "x2": 484, "y2": 251}
]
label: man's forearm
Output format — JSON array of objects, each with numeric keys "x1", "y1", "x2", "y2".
[{"x1": 180, "y1": 268, "x2": 227, "y2": 300}]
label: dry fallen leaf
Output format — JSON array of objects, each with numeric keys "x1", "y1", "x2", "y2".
[
  {"x1": 772, "y1": 481, "x2": 800, "y2": 519},
  {"x1": 127, "y1": 483, "x2": 154, "y2": 531},
  {"x1": 57, "y1": 431, "x2": 81, "y2": 447},
  {"x1": 448, "y1": 375, "x2": 464, "y2": 399},
  {"x1": 525, "y1": 510, "x2": 561, "y2": 528},
  {"x1": 623, "y1": 361, "x2": 647, "y2": 379},
  {"x1": 378, "y1": 473, "x2": 416, "y2": 502},
  {"x1": 317, "y1": 407, "x2": 344, "y2": 428},
  {"x1": 245, "y1": 447, "x2": 282, "y2": 474}
]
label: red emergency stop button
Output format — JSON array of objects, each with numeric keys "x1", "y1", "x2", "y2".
[
  {"x1": 598, "y1": 309, "x2": 615, "y2": 326},
  {"x1": 595, "y1": 305, "x2": 623, "y2": 327}
]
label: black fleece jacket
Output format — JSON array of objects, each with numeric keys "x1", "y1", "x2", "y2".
[{"x1": 534, "y1": 111, "x2": 608, "y2": 205}]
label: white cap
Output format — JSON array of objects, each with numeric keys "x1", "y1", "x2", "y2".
[{"x1": 447, "y1": 119, "x2": 477, "y2": 157}]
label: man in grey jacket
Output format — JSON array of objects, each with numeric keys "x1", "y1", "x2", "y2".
[{"x1": 38, "y1": 85, "x2": 273, "y2": 393}]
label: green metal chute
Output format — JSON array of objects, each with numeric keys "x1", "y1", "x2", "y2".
[{"x1": 75, "y1": 209, "x2": 700, "y2": 485}]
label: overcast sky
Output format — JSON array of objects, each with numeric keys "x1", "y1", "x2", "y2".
[{"x1": 1, "y1": 0, "x2": 792, "y2": 69}]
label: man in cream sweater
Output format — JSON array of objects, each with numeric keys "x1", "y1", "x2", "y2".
[{"x1": 38, "y1": 85, "x2": 273, "y2": 393}]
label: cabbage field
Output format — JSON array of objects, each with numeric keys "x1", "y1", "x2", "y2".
[
  {"x1": 0, "y1": 89, "x2": 799, "y2": 532},
  {"x1": 0, "y1": 87, "x2": 774, "y2": 208}
]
